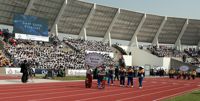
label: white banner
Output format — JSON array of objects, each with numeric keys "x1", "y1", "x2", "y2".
[
  {"x1": 67, "y1": 69, "x2": 86, "y2": 76},
  {"x1": 15, "y1": 33, "x2": 49, "y2": 42},
  {"x1": 86, "y1": 51, "x2": 114, "y2": 58},
  {"x1": 85, "y1": 53, "x2": 104, "y2": 67},
  {"x1": 5, "y1": 68, "x2": 22, "y2": 75},
  {"x1": 196, "y1": 68, "x2": 200, "y2": 73}
]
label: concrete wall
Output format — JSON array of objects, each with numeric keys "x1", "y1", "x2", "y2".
[
  {"x1": 162, "y1": 57, "x2": 171, "y2": 70},
  {"x1": 132, "y1": 48, "x2": 163, "y2": 67},
  {"x1": 131, "y1": 48, "x2": 171, "y2": 70}
]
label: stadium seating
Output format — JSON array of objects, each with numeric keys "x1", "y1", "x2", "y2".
[
  {"x1": 64, "y1": 38, "x2": 112, "y2": 52},
  {"x1": 2, "y1": 38, "x2": 114, "y2": 69}
]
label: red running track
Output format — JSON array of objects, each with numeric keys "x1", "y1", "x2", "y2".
[{"x1": 0, "y1": 78, "x2": 199, "y2": 101}]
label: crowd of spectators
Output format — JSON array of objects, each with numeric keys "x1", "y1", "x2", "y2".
[
  {"x1": 147, "y1": 45, "x2": 187, "y2": 57},
  {"x1": 150, "y1": 68, "x2": 167, "y2": 76},
  {"x1": 0, "y1": 51, "x2": 10, "y2": 67},
  {"x1": 6, "y1": 39, "x2": 85, "y2": 69},
  {"x1": 146, "y1": 45, "x2": 200, "y2": 66},
  {"x1": 2, "y1": 36, "x2": 114, "y2": 69},
  {"x1": 184, "y1": 48, "x2": 200, "y2": 66},
  {"x1": 64, "y1": 38, "x2": 112, "y2": 52},
  {"x1": 184, "y1": 48, "x2": 199, "y2": 57}
]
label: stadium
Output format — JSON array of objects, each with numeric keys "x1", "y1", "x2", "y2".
[{"x1": 0, "y1": 0, "x2": 200, "y2": 101}]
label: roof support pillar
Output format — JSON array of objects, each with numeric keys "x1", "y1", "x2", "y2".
[
  {"x1": 174, "y1": 19, "x2": 188, "y2": 51},
  {"x1": 55, "y1": 24, "x2": 58, "y2": 37},
  {"x1": 103, "y1": 8, "x2": 120, "y2": 46},
  {"x1": 79, "y1": 4, "x2": 96, "y2": 40},
  {"x1": 82, "y1": 28, "x2": 87, "y2": 40},
  {"x1": 128, "y1": 13, "x2": 146, "y2": 52},
  {"x1": 152, "y1": 16, "x2": 167, "y2": 48},
  {"x1": 50, "y1": 0, "x2": 67, "y2": 36},
  {"x1": 24, "y1": 0, "x2": 34, "y2": 15},
  {"x1": 103, "y1": 32, "x2": 111, "y2": 47},
  {"x1": 197, "y1": 41, "x2": 200, "y2": 51}
]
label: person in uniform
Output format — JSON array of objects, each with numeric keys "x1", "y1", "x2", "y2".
[
  {"x1": 187, "y1": 71, "x2": 191, "y2": 80},
  {"x1": 171, "y1": 69, "x2": 175, "y2": 78},
  {"x1": 191, "y1": 69, "x2": 197, "y2": 80},
  {"x1": 176, "y1": 70, "x2": 182, "y2": 79},
  {"x1": 169, "y1": 69, "x2": 174, "y2": 79},
  {"x1": 138, "y1": 66, "x2": 145, "y2": 89},
  {"x1": 119, "y1": 66, "x2": 126, "y2": 87},
  {"x1": 114, "y1": 66, "x2": 119, "y2": 81},
  {"x1": 28, "y1": 66, "x2": 34, "y2": 82},
  {"x1": 182, "y1": 71, "x2": 187, "y2": 80},
  {"x1": 107, "y1": 64, "x2": 114, "y2": 86},
  {"x1": 127, "y1": 66, "x2": 134, "y2": 88},
  {"x1": 85, "y1": 66, "x2": 93, "y2": 88},
  {"x1": 97, "y1": 66, "x2": 106, "y2": 89}
]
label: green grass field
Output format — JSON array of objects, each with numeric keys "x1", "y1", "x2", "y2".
[
  {"x1": 34, "y1": 74, "x2": 86, "y2": 81},
  {"x1": 53, "y1": 76, "x2": 86, "y2": 80},
  {"x1": 164, "y1": 90, "x2": 200, "y2": 101}
]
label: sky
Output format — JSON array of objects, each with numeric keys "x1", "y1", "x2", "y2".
[{"x1": 81, "y1": 0, "x2": 200, "y2": 20}]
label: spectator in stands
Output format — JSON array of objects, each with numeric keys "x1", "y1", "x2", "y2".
[
  {"x1": 64, "y1": 38, "x2": 112, "y2": 52},
  {"x1": 0, "y1": 29, "x2": 3, "y2": 36},
  {"x1": 182, "y1": 54, "x2": 187, "y2": 63},
  {"x1": 6, "y1": 38, "x2": 114, "y2": 70}
]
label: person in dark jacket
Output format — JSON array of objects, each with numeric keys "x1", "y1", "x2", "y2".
[
  {"x1": 138, "y1": 66, "x2": 145, "y2": 88},
  {"x1": 20, "y1": 60, "x2": 29, "y2": 83},
  {"x1": 127, "y1": 67, "x2": 134, "y2": 87},
  {"x1": 107, "y1": 65, "x2": 114, "y2": 86},
  {"x1": 114, "y1": 66, "x2": 119, "y2": 81},
  {"x1": 119, "y1": 66, "x2": 126, "y2": 87}
]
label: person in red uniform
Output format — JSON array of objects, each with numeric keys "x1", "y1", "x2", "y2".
[{"x1": 85, "y1": 66, "x2": 93, "y2": 88}]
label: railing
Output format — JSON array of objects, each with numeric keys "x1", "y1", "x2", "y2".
[
  {"x1": 112, "y1": 44, "x2": 127, "y2": 55},
  {"x1": 170, "y1": 58, "x2": 199, "y2": 70}
]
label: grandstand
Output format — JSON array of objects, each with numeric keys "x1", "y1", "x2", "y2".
[
  {"x1": 0, "y1": 0, "x2": 199, "y2": 71},
  {"x1": 0, "y1": 0, "x2": 198, "y2": 46},
  {"x1": 0, "y1": 0, "x2": 200, "y2": 101}
]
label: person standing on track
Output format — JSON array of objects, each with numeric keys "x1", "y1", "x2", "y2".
[
  {"x1": 28, "y1": 67, "x2": 34, "y2": 82},
  {"x1": 138, "y1": 66, "x2": 145, "y2": 89},
  {"x1": 20, "y1": 60, "x2": 29, "y2": 83},
  {"x1": 85, "y1": 66, "x2": 93, "y2": 88},
  {"x1": 127, "y1": 66, "x2": 134, "y2": 88},
  {"x1": 191, "y1": 69, "x2": 197, "y2": 80},
  {"x1": 107, "y1": 64, "x2": 114, "y2": 86},
  {"x1": 97, "y1": 66, "x2": 106, "y2": 89},
  {"x1": 119, "y1": 66, "x2": 126, "y2": 87},
  {"x1": 114, "y1": 66, "x2": 119, "y2": 81}
]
